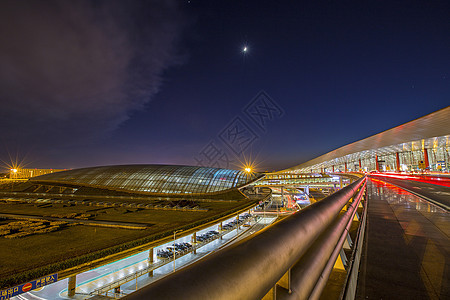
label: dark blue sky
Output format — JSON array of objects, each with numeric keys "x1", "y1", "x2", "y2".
[{"x1": 0, "y1": 0, "x2": 449, "y2": 172}]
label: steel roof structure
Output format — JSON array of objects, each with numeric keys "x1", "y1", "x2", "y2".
[
  {"x1": 30, "y1": 164, "x2": 263, "y2": 196},
  {"x1": 283, "y1": 106, "x2": 450, "y2": 173}
]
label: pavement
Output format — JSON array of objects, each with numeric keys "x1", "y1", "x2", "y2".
[{"x1": 356, "y1": 179, "x2": 449, "y2": 299}]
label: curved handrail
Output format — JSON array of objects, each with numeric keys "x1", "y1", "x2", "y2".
[{"x1": 124, "y1": 176, "x2": 366, "y2": 300}]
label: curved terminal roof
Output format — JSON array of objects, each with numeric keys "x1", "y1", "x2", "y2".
[
  {"x1": 283, "y1": 106, "x2": 450, "y2": 173},
  {"x1": 30, "y1": 165, "x2": 263, "y2": 196}
]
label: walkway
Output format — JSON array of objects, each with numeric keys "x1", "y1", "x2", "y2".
[{"x1": 356, "y1": 179, "x2": 449, "y2": 299}]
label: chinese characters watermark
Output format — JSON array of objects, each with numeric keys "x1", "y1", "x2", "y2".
[{"x1": 194, "y1": 91, "x2": 284, "y2": 169}]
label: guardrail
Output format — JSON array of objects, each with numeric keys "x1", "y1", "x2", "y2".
[
  {"x1": 340, "y1": 180, "x2": 368, "y2": 300},
  {"x1": 90, "y1": 257, "x2": 167, "y2": 295},
  {"x1": 89, "y1": 215, "x2": 255, "y2": 295},
  {"x1": 123, "y1": 176, "x2": 367, "y2": 300}
]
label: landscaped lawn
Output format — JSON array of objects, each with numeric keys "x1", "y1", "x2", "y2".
[{"x1": 0, "y1": 197, "x2": 256, "y2": 287}]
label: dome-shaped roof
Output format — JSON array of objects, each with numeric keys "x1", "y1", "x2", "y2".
[{"x1": 30, "y1": 164, "x2": 263, "y2": 196}]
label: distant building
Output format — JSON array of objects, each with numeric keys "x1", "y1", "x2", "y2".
[{"x1": 9, "y1": 168, "x2": 67, "y2": 179}]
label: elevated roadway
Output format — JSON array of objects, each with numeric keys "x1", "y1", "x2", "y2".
[
  {"x1": 370, "y1": 173, "x2": 450, "y2": 210},
  {"x1": 356, "y1": 176, "x2": 449, "y2": 299}
]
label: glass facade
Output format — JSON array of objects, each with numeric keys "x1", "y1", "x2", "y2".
[
  {"x1": 255, "y1": 174, "x2": 335, "y2": 186},
  {"x1": 31, "y1": 165, "x2": 262, "y2": 195},
  {"x1": 282, "y1": 107, "x2": 450, "y2": 174},
  {"x1": 294, "y1": 135, "x2": 450, "y2": 173}
]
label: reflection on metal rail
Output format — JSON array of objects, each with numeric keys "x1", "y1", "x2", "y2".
[{"x1": 123, "y1": 176, "x2": 367, "y2": 300}]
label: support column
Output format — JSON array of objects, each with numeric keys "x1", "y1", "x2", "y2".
[
  {"x1": 333, "y1": 249, "x2": 348, "y2": 270},
  {"x1": 359, "y1": 159, "x2": 362, "y2": 170},
  {"x1": 192, "y1": 232, "x2": 197, "y2": 254},
  {"x1": 396, "y1": 152, "x2": 400, "y2": 172},
  {"x1": 148, "y1": 248, "x2": 154, "y2": 277},
  {"x1": 236, "y1": 215, "x2": 240, "y2": 231},
  {"x1": 68, "y1": 275, "x2": 76, "y2": 297},
  {"x1": 343, "y1": 233, "x2": 353, "y2": 250},
  {"x1": 332, "y1": 165, "x2": 335, "y2": 172},
  {"x1": 262, "y1": 285, "x2": 277, "y2": 300},
  {"x1": 219, "y1": 222, "x2": 223, "y2": 240},
  {"x1": 424, "y1": 148, "x2": 430, "y2": 168},
  {"x1": 375, "y1": 155, "x2": 380, "y2": 171},
  {"x1": 445, "y1": 147, "x2": 450, "y2": 173},
  {"x1": 345, "y1": 162, "x2": 348, "y2": 173},
  {"x1": 277, "y1": 268, "x2": 291, "y2": 293},
  {"x1": 321, "y1": 167, "x2": 323, "y2": 173}
]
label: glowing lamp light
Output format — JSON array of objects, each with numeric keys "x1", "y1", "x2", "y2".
[
  {"x1": 243, "y1": 46, "x2": 248, "y2": 53},
  {"x1": 244, "y1": 167, "x2": 252, "y2": 173},
  {"x1": 12, "y1": 169, "x2": 17, "y2": 173}
]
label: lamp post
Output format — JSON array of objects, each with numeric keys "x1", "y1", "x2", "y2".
[
  {"x1": 11, "y1": 169, "x2": 18, "y2": 191},
  {"x1": 263, "y1": 197, "x2": 266, "y2": 220}
]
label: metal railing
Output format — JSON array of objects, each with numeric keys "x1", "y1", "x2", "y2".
[
  {"x1": 123, "y1": 176, "x2": 367, "y2": 300},
  {"x1": 340, "y1": 182, "x2": 368, "y2": 300},
  {"x1": 280, "y1": 179, "x2": 366, "y2": 299},
  {"x1": 89, "y1": 259, "x2": 165, "y2": 295},
  {"x1": 89, "y1": 216, "x2": 257, "y2": 295}
]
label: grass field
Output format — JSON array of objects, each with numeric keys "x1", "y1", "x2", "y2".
[
  {"x1": 0, "y1": 197, "x2": 256, "y2": 285},
  {"x1": 0, "y1": 225, "x2": 150, "y2": 277}
]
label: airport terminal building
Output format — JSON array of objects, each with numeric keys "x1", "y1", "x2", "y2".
[
  {"x1": 27, "y1": 164, "x2": 263, "y2": 197},
  {"x1": 282, "y1": 106, "x2": 450, "y2": 174},
  {"x1": 6, "y1": 107, "x2": 450, "y2": 197}
]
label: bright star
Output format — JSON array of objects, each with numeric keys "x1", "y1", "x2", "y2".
[{"x1": 242, "y1": 46, "x2": 248, "y2": 53}]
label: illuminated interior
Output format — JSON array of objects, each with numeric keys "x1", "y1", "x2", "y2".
[
  {"x1": 30, "y1": 165, "x2": 263, "y2": 195},
  {"x1": 282, "y1": 107, "x2": 450, "y2": 173}
]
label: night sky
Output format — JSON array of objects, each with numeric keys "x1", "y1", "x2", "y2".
[{"x1": 0, "y1": 0, "x2": 449, "y2": 172}]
